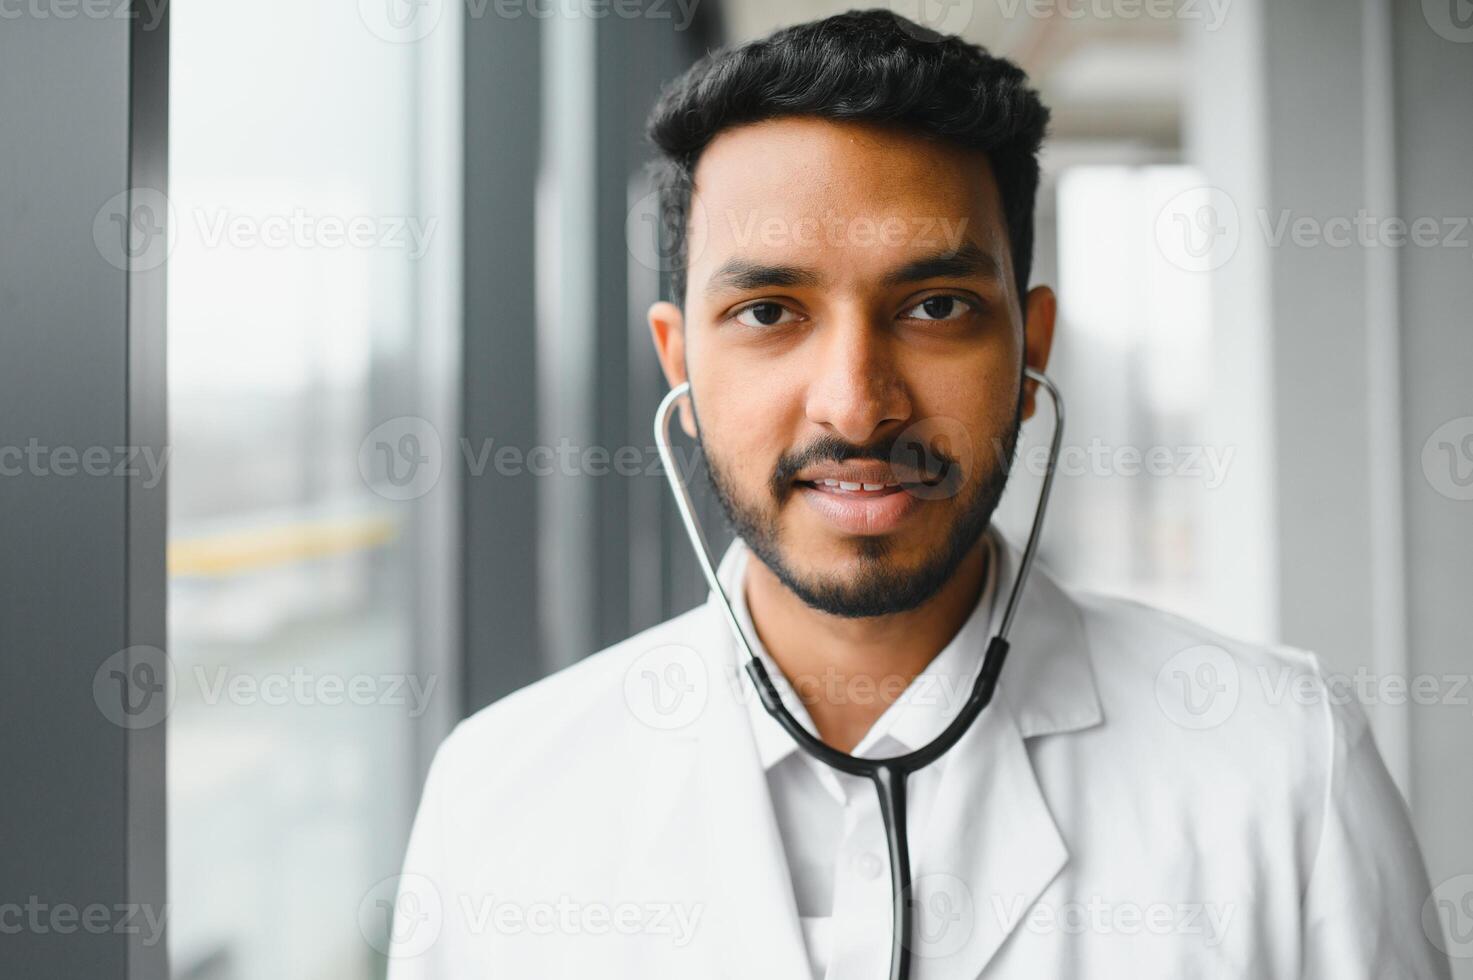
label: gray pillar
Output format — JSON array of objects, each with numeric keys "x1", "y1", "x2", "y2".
[
  {"x1": 1392, "y1": 0, "x2": 1473, "y2": 958},
  {"x1": 461, "y1": 2, "x2": 546, "y2": 711},
  {"x1": 0, "y1": 9, "x2": 169, "y2": 980},
  {"x1": 460, "y1": 2, "x2": 719, "y2": 712}
]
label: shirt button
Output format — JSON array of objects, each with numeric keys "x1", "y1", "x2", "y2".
[{"x1": 853, "y1": 851, "x2": 884, "y2": 880}]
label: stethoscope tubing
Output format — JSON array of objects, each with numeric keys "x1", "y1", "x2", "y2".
[{"x1": 654, "y1": 368, "x2": 1065, "y2": 980}]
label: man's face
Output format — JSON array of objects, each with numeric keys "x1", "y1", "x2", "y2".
[{"x1": 650, "y1": 117, "x2": 1053, "y2": 618}]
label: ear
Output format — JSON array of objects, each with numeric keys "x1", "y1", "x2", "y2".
[
  {"x1": 647, "y1": 300, "x2": 697, "y2": 437},
  {"x1": 1020, "y1": 285, "x2": 1057, "y2": 421}
]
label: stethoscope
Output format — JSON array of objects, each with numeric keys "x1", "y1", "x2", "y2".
[{"x1": 653, "y1": 367, "x2": 1064, "y2": 980}]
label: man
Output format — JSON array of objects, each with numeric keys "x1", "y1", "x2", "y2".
[{"x1": 389, "y1": 10, "x2": 1449, "y2": 978}]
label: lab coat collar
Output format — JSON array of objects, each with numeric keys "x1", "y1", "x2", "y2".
[
  {"x1": 685, "y1": 524, "x2": 1102, "y2": 979},
  {"x1": 721, "y1": 532, "x2": 1005, "y2": 773},
  {"x1": 707, "y1": 524, "x2": 1104, "y2": 745}
]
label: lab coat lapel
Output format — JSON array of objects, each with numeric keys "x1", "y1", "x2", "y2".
[
  {"x1": 914, "y1": 692, "x2": 1065, "y2": 979},
  {"x1": 695, "y1": 623, "x2": 814, "y2": 980},
  {"x1": 619, "y1": 585, "x2": 812, "y2": 980},
  {"x1": 915, "y1": 537, "x2": 1103, "y2": 979}
]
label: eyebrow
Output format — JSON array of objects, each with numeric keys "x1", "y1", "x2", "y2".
[
  {"x1": 705, "y1": 258, "x2": 820, "y2": 296},
  {"x1": 879, "y1": 241, "x2": 1000, "y2": 287},
  {"x1": 703, "y1": 240, "x2": 1000, "y2": 299}
]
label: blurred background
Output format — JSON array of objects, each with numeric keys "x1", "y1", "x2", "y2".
[{"x1": 3, "y1": 0, "x2": 1471, "y2": 978}]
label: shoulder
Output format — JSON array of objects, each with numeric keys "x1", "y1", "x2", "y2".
[
  {"x1": 1049, "y1": 585, "x2": 1441, "y2": 974},
  {"x1": 1071, "y1": 585, "x2": 1348, "y2": 736},
  {"x1": 1062, "y1": 585, "x2": 1382, "y2": 837},
  {"x1": 424, "y1": 602, "x2": 717, "y2": 799}
]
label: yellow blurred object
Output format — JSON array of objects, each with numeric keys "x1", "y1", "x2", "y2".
[{"x1": 168, "y1": 514, "x2": 399, "y2": 577}]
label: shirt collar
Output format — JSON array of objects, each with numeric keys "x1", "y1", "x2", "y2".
[{"x1": 719, "y1": 530, "x2": 1004, "y2": 773}]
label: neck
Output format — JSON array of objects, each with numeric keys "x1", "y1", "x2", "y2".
[{"x1": 743, "y1": 538, "x2": 989, "y2": 753}]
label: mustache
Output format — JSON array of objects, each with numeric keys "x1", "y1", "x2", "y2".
[{"x1": 769, "y1": 432, "x2": 962, "y2": 498}]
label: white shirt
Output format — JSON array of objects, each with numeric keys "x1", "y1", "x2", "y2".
[{"x1": 726, "y1": 534, "x2": 1001, "y2": 979}]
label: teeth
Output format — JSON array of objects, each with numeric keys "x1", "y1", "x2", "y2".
[{"x1": 810, "y1": 478, "x2": 900, "y2": 491}]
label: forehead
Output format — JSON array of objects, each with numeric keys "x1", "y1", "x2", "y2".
[{"x1": 686, "y1": 116, "x2": 1010, "y2": 290}]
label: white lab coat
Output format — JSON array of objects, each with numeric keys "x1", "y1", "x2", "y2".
[{"x1": 387, "y1": 530, "x2": 1450, "y2": 979}]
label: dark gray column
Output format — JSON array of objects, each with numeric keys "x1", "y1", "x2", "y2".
[
  {"x1": 1393, "y1": 1, "x2": 1473, "y2": 957},
  {"x1": 461, "y1": 6, "x2": 546, "y2": 712},
  {"x1": 460, "y1": 1, "x2": 718, "y2": 712},
  {"x1": 0, "y1": 8, "x2": 169, "y2": 980}
]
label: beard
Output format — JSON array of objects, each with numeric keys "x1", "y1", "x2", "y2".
[{"x1": 696, "y1": 392, "x2": 1024, "y2": 620}]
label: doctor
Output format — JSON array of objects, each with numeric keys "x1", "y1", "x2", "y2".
[{"x1": 389, "y1": 9, "x2": 1449, "y2": 979}]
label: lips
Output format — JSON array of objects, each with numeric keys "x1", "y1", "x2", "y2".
[{"x1": 795, "y1": 478, "x2": 921, "y2": 535}]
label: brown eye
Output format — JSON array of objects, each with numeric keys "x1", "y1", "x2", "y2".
[
  {"x1": 902, "y1": 295, "x2": 973, "y2": 322},
  {"x1": 734, "y1": 302, "x2": 796, "y2": 327}
]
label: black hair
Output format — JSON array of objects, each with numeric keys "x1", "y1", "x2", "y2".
[{"x1": 644, "y1": 7, "x2": 1051, "y2": 310}]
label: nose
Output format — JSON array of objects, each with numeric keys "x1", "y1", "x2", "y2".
[{"x1": 803, "y1": 313, "x2": 911, "y2": 445}]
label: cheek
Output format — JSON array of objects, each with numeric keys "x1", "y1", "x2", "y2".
[
  {"x1": 904, "y1": 358, "x2": 1020, "y2": 472},
  {"x1": 691, "y1": 375, "x2": 800, "y2": 492}
]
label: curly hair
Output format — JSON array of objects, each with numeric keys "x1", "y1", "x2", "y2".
[{"x1": 644, "y1": 7, "x2": 1051, "y2": 310}]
